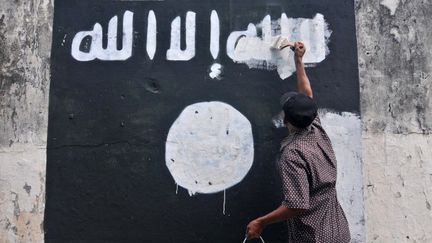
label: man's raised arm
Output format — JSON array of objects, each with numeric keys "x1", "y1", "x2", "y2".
[{"x1": 293, "y1": 42, "x2": 313, "y2": 98}]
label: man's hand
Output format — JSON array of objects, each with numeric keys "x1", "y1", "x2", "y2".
[
  {"x1": 246, "y1": 218, "x2": 265, "y2": 240},
  {"x1": 294, "y1": 41, "x2": 306, "y2": 60}
]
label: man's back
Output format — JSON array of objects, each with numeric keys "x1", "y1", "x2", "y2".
[{"x1": 278, "y1": 116, "x2": 351, "y2": 243}]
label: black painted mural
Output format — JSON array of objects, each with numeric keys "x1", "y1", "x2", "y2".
[{"x1": 46, "y1": 0, "x2": 359, "y2": 242}]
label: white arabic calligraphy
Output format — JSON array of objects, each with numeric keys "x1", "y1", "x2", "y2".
[
  {"x1": 71, "y1": 11, "x2": 133, "y2": 61},
  {"x1": 166, "y1": 11, "x2": 196, "y2": 61},
  {"x1": 147, "y1": 10, "x2": 157, "y2": 60},
  {"x1": 70, "y1": 10, "x2": 331, "y2": 79}
]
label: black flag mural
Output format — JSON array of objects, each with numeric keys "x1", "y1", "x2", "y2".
[{"x1": 46, "y1": 0, "x2": 363, "y2": 242}]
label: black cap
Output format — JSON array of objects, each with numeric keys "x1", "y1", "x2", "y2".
[{"x1": 280, "y1": 92, "x2": 318, "y2": 128}]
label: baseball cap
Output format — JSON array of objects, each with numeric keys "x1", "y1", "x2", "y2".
[{"x1": 280, "y1": 92, "x2": 318, "y2": 128}]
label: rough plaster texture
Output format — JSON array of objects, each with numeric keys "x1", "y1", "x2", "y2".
[
  {"x1": 0, "y1": 0, "x2": 53, "y2": 242},
  {"x1": 1, "y1": 0, "x2": 432, "y2": 242},
  {"x1": 356, "y1": 0, "x2": 432, "y2": 242},
  {"x1": 356, "y1": 0, "x2": 432, "y2": 134}
]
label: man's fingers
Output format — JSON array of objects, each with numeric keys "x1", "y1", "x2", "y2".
[
  {"x1": 294, "y1": 41, "x2": 304, "y2": 48},
  {"x1": 246, "y1": 228, "x2": 259, "y2": 240}
]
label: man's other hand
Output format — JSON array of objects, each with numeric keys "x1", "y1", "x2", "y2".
[{"x1": 246, "y1": 218, "x2": 265, "y2": 240}]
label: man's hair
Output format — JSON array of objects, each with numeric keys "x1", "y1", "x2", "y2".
[{"x1": 281, "y1": 92, "x2": 318, "y2": 128}]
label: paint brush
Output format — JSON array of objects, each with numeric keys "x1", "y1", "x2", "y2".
[{"x1": 271, "y1": 36, "x2": 295, "y2": 50}]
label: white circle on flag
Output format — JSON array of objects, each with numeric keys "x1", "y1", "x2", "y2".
[{"x1": 165, "y1": 101, "x2": 254, "y2": 194}]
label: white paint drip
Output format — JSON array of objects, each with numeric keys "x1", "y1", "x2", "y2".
[
  {"x1": 165, "y1": 101, "x2": 254, "y2": 194},
  {"x1": 166, "y1": 11, "x2": 196, "y2": 61},
  {"x1": 209, "y1": 63, "x2": 223, "y2": 79},
  {"x1": 223, "y1": 189, "x2": 226, "y2": 215},
  {"x1": 232, "y1": 13, "x2": 331, "y2": 79},
  {"x1": 147, "y1": 10, "x2": 157, "y2": 60},
  {"x1": 61, "y1": 34, "x2": 67, "y2": 46},
  {"x1": 175, "y1": 183, "x2": 179, "y2": 194},
  {"x1": 210, "y1": 10, "x2": 220, "y2": 59},
  {"x1": 71, "y1": 11, "x2": 133, "y2": 61},
  {"x1": 380, "y1": 0, "x2": 400, "y2": 15}
]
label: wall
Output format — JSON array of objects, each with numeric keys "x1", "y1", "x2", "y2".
[
  {"x1": 356, "y1": 0, "x2": 432, "y2": 242},
  {"x1": 0, "y1": 0, "x2": 431, "y2": 243},
  {"x1": 44, "y1": 1, "x2": 362, "y2": 242},
  {"x1": 0, "y1": 0, "x2": 53, "y2": 242}
]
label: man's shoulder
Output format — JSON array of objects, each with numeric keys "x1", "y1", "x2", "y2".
[{"x1": 280, "y1": 145, "x2": 303, "y2": 162}]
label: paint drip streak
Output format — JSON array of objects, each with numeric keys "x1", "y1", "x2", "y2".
[{"x1": 223, "y1": 189, "x2": 226, "y2": 215}]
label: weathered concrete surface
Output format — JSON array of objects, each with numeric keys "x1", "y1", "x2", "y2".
[
  {"x1": 0, "y1": 146, "x2": 46, "y2": 243},
  {"x1": 1, "y1": 0, "x2": 431, "y2": 242},
  {"x1": 356, "y1": 0, "x2": 432, "y2": 242},
  {"x1": 356, "y1": 0, "x2": 432, "y2": 134},
  {"x1": 0, "y1": 0, "x2": 53, "y2": 242},
  {"x1": 362, "y1": 134, "x2": 432, "y2": 242}
]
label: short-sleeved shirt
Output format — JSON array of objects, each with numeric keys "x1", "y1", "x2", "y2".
[{"x1": 277, "y1": 115, "x2": 351, "y2": 243}]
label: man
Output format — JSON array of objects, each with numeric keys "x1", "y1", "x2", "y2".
[{"x1": 245, "y1": 41, "x2": 351, "y2": 243}]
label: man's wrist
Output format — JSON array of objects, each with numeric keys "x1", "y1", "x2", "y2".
[
  {"x1": 295, "y1": 56, "x2": 303, "y2": 64},
  {"x1": 256, "y1": 217, "x2": 268, "y2": 227}
]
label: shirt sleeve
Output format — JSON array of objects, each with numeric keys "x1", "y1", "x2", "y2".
[{"x1": 279, "y1": 155, "x2": 310, "y2": 209}]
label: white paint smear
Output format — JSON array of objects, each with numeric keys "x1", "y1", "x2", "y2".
[
  {"x1": 165, "y1": 101, "x2": 254, "y2": 195},
  {"x1": 232, "y1": 13, "x2": 331, "y2": 79},
  {"x1": 71, "y1": 11, "x2": 134, "y2": 61},
  {"x1": 319, "y1": 110, "x2": 364, "y2": 243},
  {"x1": 318, "y1": 111, "x2": 364, "y2": 241}
]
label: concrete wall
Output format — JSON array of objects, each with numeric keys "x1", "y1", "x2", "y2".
[
  {"x1": 0, "y1": 0, "x2": 53, "y2": 242},
  {"x1": 356, "y1": 0, "x2": 432, "y2": 242},
  {"x1": 0, "y1": 0, "x2": 431, "y2": 242}
]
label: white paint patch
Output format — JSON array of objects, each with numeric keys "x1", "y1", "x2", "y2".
[
  {"x1": 61, "y1": 34, "x2": 67, "y2": 47},
  {"x1": 165, "y1": 101, "x2": 254, "y2": 195},
  {"x1": 166, "y1": 11, "x2": 196, "y2": 61},
  {"x1": 318, "y1": 110, "x2": 365, "y2": 243},
  {"x1": 209, "y1": 63, "x2": 223, "y2": 80},
  {"x1": 146, "y1": 10, "x2": 157, "y2": 60},
  {"x1": 272, "y1": 111, "x2": 285, "y2": 129},
  {"x1": 380, "y1": 0, "x2": 400, "y2": 15},
  {"x1": 71, "y1": 11, "x2": 133, "y2": 61},
  {"x1": 231, "y1": 13, "x2": 331, "y2": 79},
  {"x1": 226, "y1": 23, "x2": 257, "y2": 61}
]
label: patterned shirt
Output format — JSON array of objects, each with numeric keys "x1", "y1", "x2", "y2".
[{"x1": 277, "y1": 115, "x2": 351, "y2": 243}]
